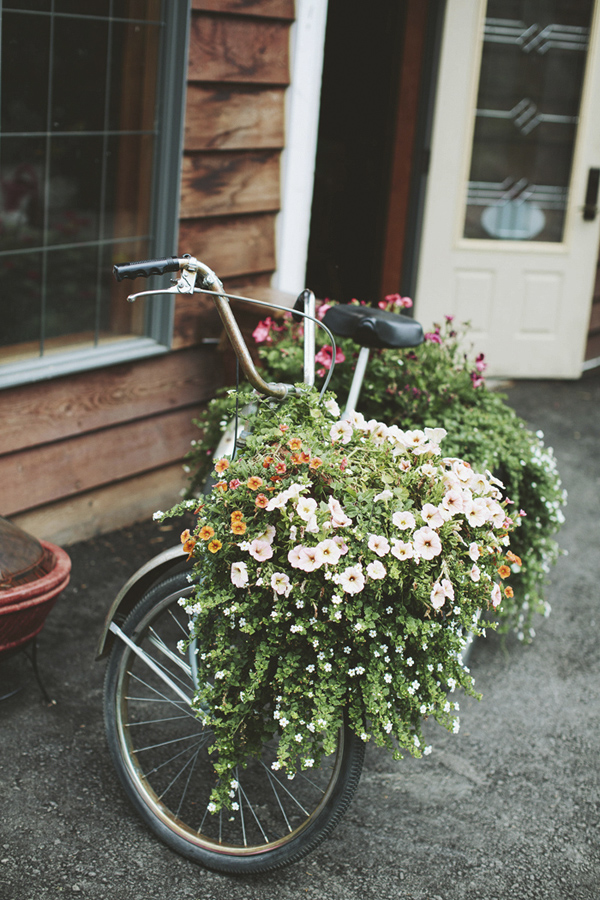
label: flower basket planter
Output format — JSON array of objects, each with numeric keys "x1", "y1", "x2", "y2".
[{"x1": 0, "y1": 541, "x2": 71, "y2": 656}]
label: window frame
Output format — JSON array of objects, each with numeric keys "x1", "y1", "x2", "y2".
[{"x1": 0, "y1": 1, "x2": 190, "y2": 390}]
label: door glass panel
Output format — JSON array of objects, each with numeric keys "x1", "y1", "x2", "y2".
[{"x1": 464, "y1": 0, "x2": 594, "y2": 242}]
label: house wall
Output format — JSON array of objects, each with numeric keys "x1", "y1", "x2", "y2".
[{"x1": 3, "y1": 0, "x2": 296, "y2": 546}]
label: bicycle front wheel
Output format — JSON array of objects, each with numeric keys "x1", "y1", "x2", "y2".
[{"x1": 103, "y1": 572, "x2": 365, "y2": 874}]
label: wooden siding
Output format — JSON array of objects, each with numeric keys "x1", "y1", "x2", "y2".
[
  {"x1": 174, "y1": 1, "x2": 293, "y2": 351},
  {"x1": 1, "y1": 2, "x2": 294, "y2": 544}
]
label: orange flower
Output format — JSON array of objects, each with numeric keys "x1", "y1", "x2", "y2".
[
  {"x1": 290, "y1": 453, "x2": 302, "y2": 465},
  {"x1": 497, "y1": 565, "x2": 511, "y2": 579},
  {"x1": 231, "y1": 510, "x2": 244, "y2": 522},
  {"x1": 504, "y1": 586, "x2": 514, "y2": 598},
  {"x1": 275, "y1": 461, "x2": 287, "y2": 474},
  {"x1": 279, "y1": 423, "x2": 289, "y2": 433},
  {"x1": 180, "y1": 529, "x2": 197, "y2": 557},
  {"x1": 262, "y1": 456, "x2": 274, "y2": 469},
  {"x1": 208, "y1": 539, "x2": 222, "y2": 553},
  {"x1": 199, "y1": 525, "x2": 215, "y2": 541},
  {"x1": 288, "y1": 437, "x2": 302, "y2": 451},
  {"x1": 214, "y1": 457, "x2": 230, "y2": 474},
  {"x1": 247, "y1": 476, "x2": 263, "y2": 490},
  {"x1": 214, "y1": 480, "x2": 228, "y2": 491},
  {"x1": 231, "y1": 520, "x2": 247, "y2": 535},
  {"x1": 299, "y1": 451, "x2": 310, "y2": 464},
  {"x1": 255, "y1": 494, "x2": 269, "y2": 508},
  {"x1": 309, "y1": 456, "x2": 323, "y2": 470},
  {"x1": 506, "y1": 551, "x2": 522, "y2": 566}
]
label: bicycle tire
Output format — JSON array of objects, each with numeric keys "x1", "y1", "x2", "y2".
[{"x1": 103, "y1": 572, "x2": 365, "y2": 874}]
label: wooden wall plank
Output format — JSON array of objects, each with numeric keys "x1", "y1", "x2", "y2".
[
  {"x1": 191, "y1": 0, "x2": 295, "y2": 19},
  {"x1": 11, "y1": 463, "x2": 191, "y2": 547},
  {"x1": 178, "y1": 213, "x2": 276, "y2": 278},
  {"x1": 184, "y1": 85, "x2": 285, "y2": 151},
  {"x1": 188, "y1": 14, "x2": 290, "y2": 84},
  {"x1": 0, "y1": 348, "x2": 222, "y2": 455},
  {"x1": 179, "y1": 151, "x2": 280, "y2": 218},
  {"x1": 1, "y1": 408, "x2": 202, "y2": 516}
]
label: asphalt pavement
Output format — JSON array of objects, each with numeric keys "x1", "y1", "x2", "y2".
[{"x1": 1, "y1": 368, "x2": 599, "y2": 900}]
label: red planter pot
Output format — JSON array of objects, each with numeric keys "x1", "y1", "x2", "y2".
[{"x1": 0, "y1": 542, "x2": 71, "y2": 655}]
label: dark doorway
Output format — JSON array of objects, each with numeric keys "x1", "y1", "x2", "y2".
[{"x1": 305, "y1": 0, "x2": 445, "y2": 305}]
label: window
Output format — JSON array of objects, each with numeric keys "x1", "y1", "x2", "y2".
[{"x1": 0, "y1": 1, "x2": 188, "y2": 387}]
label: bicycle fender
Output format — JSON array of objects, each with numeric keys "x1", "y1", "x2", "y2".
[{"x1": 96, "y1": 545, "x2": 190, "y2": 660}]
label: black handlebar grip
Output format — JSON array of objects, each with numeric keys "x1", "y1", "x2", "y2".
[{"x1": 113, "y1": 257, "x2": 181, "y2": 282}]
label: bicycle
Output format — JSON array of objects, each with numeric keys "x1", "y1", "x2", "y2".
[{"x1": 98, "y1": 255, "x2": 425, "y2": 874}]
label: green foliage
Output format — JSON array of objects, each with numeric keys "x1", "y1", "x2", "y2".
[
  {"x1": 186, "y1": 307, "x2": 566, "y2": 640},
  {"x1": 162, "y1": 386, "x2": 517, "y2": 810}
]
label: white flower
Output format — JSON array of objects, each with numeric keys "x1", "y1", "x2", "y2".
[
  {"x1": 338, "y1": 564, "x2": 365, "y2": 595},
  {"x1": 368, "y1": 534, "x2": 390, "y2": 557},
  {"x1": 152, "y1": 510, "x2": 164, "y2": 520},
  {"x1": 304, "y1": 757, "x2": 315, "y2": 768},
  {"x1": 468, "y1": 541, "x2": 480, "y2": 562},
  {"x1": 367, "y1": 560, "x2": 386, "y2": 580},
  {"x1": 424, "y1": 426, "x2": 447, "y2": 444},
  {"x1": 469, "y1": 564, "x2": 481, "y2": 583},
  {"x1": 347, "y1": 410, "x2": 368, "y2": 430},
  {"x1": 413, "y1": 526, "x2": 442, "y2": 560},
  {"x1": 256, "y1": 524, "x2": 276, "y2": 544},
  {"x1": 391, "y1": 539, "x2": 414, "y2": 561},
  {"x1": 491, "y1": 583, "x2": 502, "y2": 607},
  {"x1": 430, "y1": 582, "x2": 446, "y2": 610},
  {"x1": 314, "y1": 538, "x2": 342, "y2": 566},
  {"x1": 207, "y1": 802, "x2": 217, "y2": 813},
  {"x1": 442, "y1": 489, "x2": 464, "y2": 516},
  {"x1": 421, "y1": 503, "x2": 445, "y2": 529},
  {"x1": 248, "y1": 539, "x2": 274, "y2": 561},
  {"x1": 330, "y1": 420, "x2": 353, "y2": 444},
  {"x1": 374, "y1": 489, "x2": 393, "y2": 502},
  {"x1": 324, "y1": 397, "x2": 340, "y2": 417},
  {"x1": 296, "y1": 496, "x2": 317, "y2": 522},
  {"x1": 392, "y1": 510, "x2": 416, "y2": 530},
  {"x1": 279, "y1": 717, "x2": 289, "y2": 728},
  {"x1": 384, "y1": 673, "x2": 392, "y2": 683},
  {"x1": 271, "y1": 572, "x2": 292, "y2": 596},
  {"x1": 328, "y1": 496, "x2": 352, "y2": 528},
  {"x1": 230, "y1": 561, "x2": 249, "y2": 588},
  {"x1": 441, "y1": 578, "x2": 455, "y2": 601},
  {"x1": 464, "y1": 497, "x2": 489, "y2": 527}
]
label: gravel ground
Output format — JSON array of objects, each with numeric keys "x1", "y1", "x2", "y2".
[{"x1": 1, "y1": 369, "x2": 599, "y2": 900}]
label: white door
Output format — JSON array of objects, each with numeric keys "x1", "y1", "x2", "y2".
[{"x1": 415, "y1": 0, "x2": 600, "y2": 378}]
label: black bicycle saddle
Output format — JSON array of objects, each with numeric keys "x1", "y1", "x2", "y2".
[{"x1": 322, "y1": 303, "x2": 424, "y2": 350}]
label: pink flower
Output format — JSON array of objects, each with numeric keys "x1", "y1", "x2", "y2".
[
  {"x1": 315, "y1": 344, "x2": 346, "y2": 370},
  {"x1": 424, "y1": 330, "x2": 442, "y2": 344},
  {"x1": 475, "y1": 353, "x2": 486, "y2": 373},
  {"x1": 317, "y1": 301, "x2": 333, "y2": 321},
  {"x1": 252, "y1": 316, "x2": 281, "y2": 344},
  {"x1": 384, "y1": 292, "x2": 413, "y2": 309}
]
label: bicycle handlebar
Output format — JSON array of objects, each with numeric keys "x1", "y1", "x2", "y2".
[
  {"x1": 113, "y1": 255, "x2": 290, "y2": 400},
  {"x1": 113, "y1": 257, "x2": 182, "y2": 281}
]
